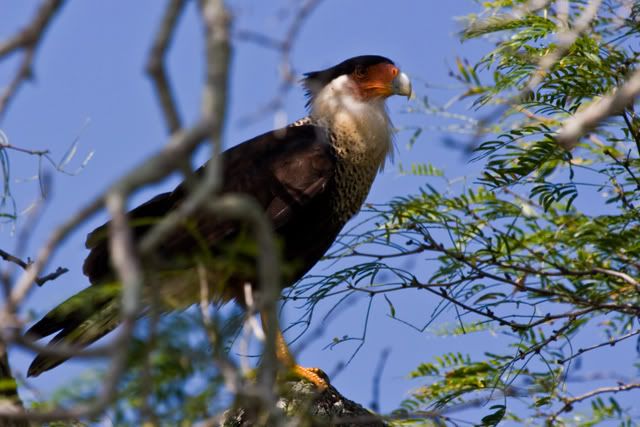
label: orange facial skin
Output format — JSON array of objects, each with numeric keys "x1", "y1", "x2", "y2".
[{"x1": 352, "y1": 63, "x2": 400, "y2": 100}]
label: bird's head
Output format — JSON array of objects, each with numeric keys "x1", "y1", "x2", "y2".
[
  {"x1": 302, "y1": 56, "x2": 412, "y2": 170},
  {"x1": 302, "y1": 55, "x2": 413, "y2": 108}
]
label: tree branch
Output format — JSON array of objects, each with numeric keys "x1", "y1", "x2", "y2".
[
  {"x1": 237, "y1": 0, "x2": 324, "y2": 123},
  {"x1": 146, "y1": 0, "x2": 187, "y2": 134},
  {"x1": 556, "y1": 67, "x2": 640, "y2": 149},
  {"x1": 549, "y1": 382, "x2": 640, "y2": 423},
  {"x1": 0, "y1": 0, "x2": 66, "y2": 121},
  {"x1": 0, "y1": 248, "x2": 68, "y2": 287}
]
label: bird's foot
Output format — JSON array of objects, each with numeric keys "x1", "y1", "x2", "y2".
[
  {"x1": 244, "y1": 365, "x2": 330, "y2": 391},
  {"x1": 284, "y1": 365, "x2": 330, "y2": 391}
]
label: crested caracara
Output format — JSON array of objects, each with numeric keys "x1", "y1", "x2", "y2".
[{"x1": 26, "y1": 55, "x2": 412, "y2": 388}]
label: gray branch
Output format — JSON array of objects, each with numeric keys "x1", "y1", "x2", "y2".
[{"x1": 0, "y1": 0, "x2": 66, "y2": 121}]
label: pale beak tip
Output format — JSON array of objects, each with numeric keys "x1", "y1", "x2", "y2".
[{"x1": 393, "y1": 71, "x2": 413, "y2": 99}]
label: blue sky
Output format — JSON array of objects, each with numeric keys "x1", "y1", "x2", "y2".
[{"x1": 1, "y1": 0, "x2": 636, "y2": 422}]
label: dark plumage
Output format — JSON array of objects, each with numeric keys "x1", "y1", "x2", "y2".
[
  {"x1": 27, "y1": 125, "x2": 338, "y2": 374},
  {"x1": 26, "y1": 56, "x2": 413, "y2": 385}
]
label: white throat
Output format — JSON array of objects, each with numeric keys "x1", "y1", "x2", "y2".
[{"x1": 309, "y1": 75, "x2": 393, "y2": 170}]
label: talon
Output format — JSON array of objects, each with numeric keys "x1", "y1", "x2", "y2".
[
  {"x1": 288, "y1": 364, "x2": 330, "y2": 390},
  {"x1": 305, "y1": 367, "x2": 330, "y2": 383}
]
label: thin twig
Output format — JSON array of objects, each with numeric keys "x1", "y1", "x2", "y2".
[
  {"x1": 557, "y1": 329, "x2": 640, "y2": 365},
  {"x1": 549, "y1": 382, "x2": 640, "y2": 422}
]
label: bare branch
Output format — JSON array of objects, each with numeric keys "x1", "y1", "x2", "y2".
[
  {"x1": 0, "y1": 139, "x2": 49, "y2": 157},
  {"x1": 146, "y1": 0, "x2": 187, "y2": 134},
  {"x1": 4, "y1": 120, "x2": 211, "y2": 317},
  {"x1": 105, "y1": 192, "x2": 143, "y2": 319},
  {"x1": 7, "y1": 196, "x2": 103, "y2": 314},
  {"x1": 237, "y1": 0, "x2": 324, "y2": 123},
  {"x1": 199, "y1": 0, "x2": 231, "y2": 164},
  {"x1": 549, "y1": 382, "x2": 640, "y2": 422},
  {"x1": 0, "y1": 249, "x2": 68, "y2": 287},
  {"x1": 558, "y1": 328, "x2": 640, "y2": 365},
  {"x1": 0, "y1": 0, "x2": 66, "y2": 121},
  {"x1": 0, "y1": 194, "x2": 143, "y2": 422},
  {"x1": 32, "y1": 266, "x2": 68, "y2": 287},
  {"x1": 556, "y1": 67, "x2": 640, "y2": 149},
  {"x1": 0, "y1": 250, "x2": 28, "y2": 270},
  {"x1": 0, "y1": 0, "x2": 231, "y2": 419}
]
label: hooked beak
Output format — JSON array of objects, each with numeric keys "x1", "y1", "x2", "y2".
[{"x1": 392, "y1": 71, "x2": 414, "y2": 99}]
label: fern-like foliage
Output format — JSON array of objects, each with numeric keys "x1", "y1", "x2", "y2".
[{"x1": 291, "y1": 1, "x2": 640, "y2": 425}]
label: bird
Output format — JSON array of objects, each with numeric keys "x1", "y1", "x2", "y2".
[{"x1": 26, "y1": 55, "x2": 413, "y2": 388}]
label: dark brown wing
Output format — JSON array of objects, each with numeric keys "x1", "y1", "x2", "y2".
[{"x1": 82, "y1": 124, "x2": 336, "y2": 284}]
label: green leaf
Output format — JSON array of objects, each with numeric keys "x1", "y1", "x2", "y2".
[
  {"x1": 474, "y1": 292, "x2": 506, "y2": 304},
  {"x1": 535, "y1": 396, "x2": 551, "y2": 407},
  {"x1": 480, "y1": 405, "x2": 506, "y2": 426},
  {"x1": 384, "y1": 294, "x2": 396, "y2": 318}
]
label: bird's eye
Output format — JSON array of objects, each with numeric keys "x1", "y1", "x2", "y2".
[{"x1": 354, "y1": 66, "x2": 366, "y2": 79}]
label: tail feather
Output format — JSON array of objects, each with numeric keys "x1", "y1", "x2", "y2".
[
  {"x1": 27, "y1": 285, "x2": 115, "y2": 339},
  {"x1": 27, "y1": 285, "x2": 121, "y2": 377}
]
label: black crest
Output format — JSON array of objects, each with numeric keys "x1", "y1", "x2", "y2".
[{"x1": 302, "y1": 55, "x2": 394, "y2": 105}]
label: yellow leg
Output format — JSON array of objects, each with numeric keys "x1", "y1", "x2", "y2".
[{"x1": 260, "y1": 311, "x2": 330, "y2": 390}]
